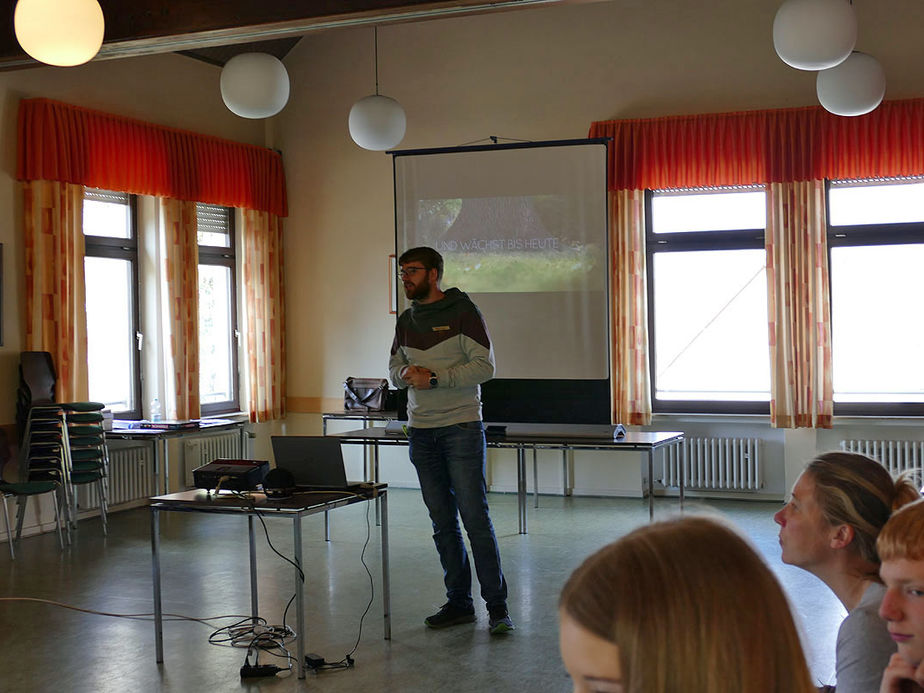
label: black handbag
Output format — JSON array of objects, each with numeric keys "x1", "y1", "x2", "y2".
[{"x1": 343, "y1": 377, "x2": 389, "y2": 411}]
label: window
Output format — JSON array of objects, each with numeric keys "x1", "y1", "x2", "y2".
[
  {"x1": 647, "y1": 188, "x2": 770, "y2": 412},
  {"x1": 828, "y1": 178, "x2": 924, "y2": 413},
  {"x1": 196, "y1": 203, "x2": 239, "y2": 414},
  {"x1": 83, "y1": 189, "x2": 141, "y2": 417}
]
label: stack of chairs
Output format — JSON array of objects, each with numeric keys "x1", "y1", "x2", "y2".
[
  {"x1": 18, "y1": 413, "x2": 75, "y2": 541},
  {"x1": 62, "y1": 402, "x2": 110, "y2": 535},
  {"x1": 15, "y1": 352, "x2": 74, "y2": 548},
  {"x1": 14, "y1": 352, "x2": 111, "y2": 546}
]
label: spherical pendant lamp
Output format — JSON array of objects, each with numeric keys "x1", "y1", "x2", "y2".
[
  {"x1": 349, "y1": 95, "x2": 406, "y2": 151},
  {"x1": 816, "y1": 51, "x2": 886, "y2": 116},
  {"x1": 772, "y1": 0, "x2": 856, "y2": 71},
  {"x1": 220, "y1": 53, "x2": 290, "y2": 119},
  {"x1": 14, "y1": 0, "x2": 105, "y2": 67},
  {"x1": 349, "y1": 27, "x2": 406, "y2": 151}
]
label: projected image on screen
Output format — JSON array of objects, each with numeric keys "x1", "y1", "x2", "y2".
[
  {"x1": 394, "y1": 140, "x2": 610, "y2": 398},
  {"x1": 417, "y1": 195, "x2": 604, "y2": 293}
]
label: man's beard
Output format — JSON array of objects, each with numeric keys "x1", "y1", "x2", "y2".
[{"x1": 405, "y1": 276, "x2": 431, "y2": 300}]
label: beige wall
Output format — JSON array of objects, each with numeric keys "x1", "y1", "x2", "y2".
[{"x1": 0, "y1": 52, "x2": 265, "y2": 426}]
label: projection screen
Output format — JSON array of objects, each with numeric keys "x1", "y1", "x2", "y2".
[{"x1": 392, "y1": 138, "x2": 610, "y2": 422}]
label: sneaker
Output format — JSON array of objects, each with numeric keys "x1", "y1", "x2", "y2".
[
  {"x1": 488, "y1": 606, "x2": 515, "y2": 634},
  {"x1": 424, "y1": 603, "x2": 476, "y2": 629}
]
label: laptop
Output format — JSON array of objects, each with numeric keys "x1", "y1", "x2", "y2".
[{"x1": 270, "y1": 436, "x2": 366, "y2": 491}]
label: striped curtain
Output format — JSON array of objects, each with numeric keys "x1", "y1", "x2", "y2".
[
  {"x1": 160, "y1": 198, "x2": 200, "y2": 420},
  {"x1": 242, "y1": 209, "x2": 286, "y2": 422},
  {"x1": 23, "y1": 180, "x2": 89, "y2": 402},
  {"x1": 766, "y1": 181, "x2": 833, "y2": 428},
  {"x1": 610, "y1": 189, "x2": 651, "y2": 424}
]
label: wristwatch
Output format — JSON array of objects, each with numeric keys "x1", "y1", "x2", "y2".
[{"x1": 429, "y1": 371, "x2": 438, "y2": 389}]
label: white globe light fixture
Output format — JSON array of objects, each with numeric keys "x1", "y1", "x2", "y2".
[
  {"x1": 14, "y1": 0, "x2": 105, "y2": 67},
  {"x1": 220, "y1": 53, "x2": 290, "y2": 119},
  {"x1": 773, "y1": 0, "x2": 857, "y2": 71},
  {"x1": 349, "y1": 27, "x2": 406, "y2": 151},
  {"x1": 349, "y1": 95, "x2": 406, "y2": 151},
  {"x1": 817, "y1": 51, "x2": 886, "y2": 116}
]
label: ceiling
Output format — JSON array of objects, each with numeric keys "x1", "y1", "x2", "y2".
[{"x1": 0, "y1": 0, "x2": 571, "y2": 69}]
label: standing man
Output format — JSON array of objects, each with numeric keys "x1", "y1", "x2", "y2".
[{"x1": 388, "y1": 246, "x2": 514, "y2": 634}]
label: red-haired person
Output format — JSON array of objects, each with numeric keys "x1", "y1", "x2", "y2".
[{"x1": 877, "y1": 498, "x2": 924, "y2": 693}]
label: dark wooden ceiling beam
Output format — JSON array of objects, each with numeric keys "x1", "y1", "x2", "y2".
[{"x1": 0, "y1": 0, "x2": 566, "y2": 69}]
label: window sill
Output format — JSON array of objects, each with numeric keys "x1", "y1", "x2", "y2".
[
  {"x1": 652, "y1": 412, "x2": 924, "y2": 427},
  {"x1": 204, "y1": 411, "x2": 250, "y2": 424}
]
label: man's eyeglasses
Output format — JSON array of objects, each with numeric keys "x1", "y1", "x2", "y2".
[{"x1": 398, "y1": 266, "x2": 428, "y2": 278}]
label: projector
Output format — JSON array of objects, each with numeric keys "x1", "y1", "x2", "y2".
[{"x1": 192, "y1": 459, "x2": 269, "y2": 492}]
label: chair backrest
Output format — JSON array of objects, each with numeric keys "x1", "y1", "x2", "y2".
[
  {"x1": 19, "y1": 351, "x2": 56, "y2": 404},
  {"x1": 0, "y1": 427, "x2": 10, "y2": 483}
]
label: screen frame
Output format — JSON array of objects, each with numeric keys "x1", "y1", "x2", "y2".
[{"x1": 391, "y1": 137, "x2": 613, "y2": 425}]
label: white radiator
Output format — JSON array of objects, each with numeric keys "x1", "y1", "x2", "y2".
[
  {"x1": 78, "y1": 445, "x2": 155, "y2": 509},
  {"x1": 183, "y1": 432, "x2": 244, "y2": 487},
  {"x1": 840, "y1": 439, "x2": 924, "y2": 476},
  {"x1": 662, "y1": 437, "x2": 763, "y2": 491}
]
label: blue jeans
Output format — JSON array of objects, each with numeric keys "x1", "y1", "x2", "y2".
[{"x1": 408, "y1": 421, "x2": 507, "y2": 611}]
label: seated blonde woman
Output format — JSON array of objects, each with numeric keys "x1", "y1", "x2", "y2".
[
  {"x1": 877, "y1": 498, "x2": 924, "y2": 693},
  {"x1": 559, "y1": 515, "x2": 816, "y2": 693}
]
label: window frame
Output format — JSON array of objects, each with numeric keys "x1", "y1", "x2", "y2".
[
  {"x1": 826, "y1": 179, "x2": 924, "y2": 416},
  {"x1": 196, "y1": 204, "x2": 240, "y2": 416},
  {"x1": 645, "y1": 188, "x2": 770, "y2": 414},
  {"x1": 83, "y1": 191, "x2": 143, "y2": 419}
]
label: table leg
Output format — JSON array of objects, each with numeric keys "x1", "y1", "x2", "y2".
[
  {"x1": 679, "y1": 442, "x2": 685, "y2": 512},
  {"x1": 248, "y1": 516, "x2": 259, "y2": 621},
  {"x1": 151, "y1": 440, "x2": 162, "y2": 496},
  {"x1": 294, "y1": 514, "x2": 306, "y2": 679},
  {"x1": 517, "y1": 446, "x2": 527, "y2": 535},
  {"x1": 362, "y1": 420, "x2": 372, "y2": 481},
  {"x1": 533, "y1": 448, "x2": 539, "y2": 509},
  {"x1": 163, "y1": 439, "x2": 171, "y2": 494},
  {"x1": 151, "y1": 507, "x2": 163, "y2": 663},
  {"x1": 561, "y1": 448, "x2": 572, "y2": 496},
  {"x1": 374, "y1": 443, "x2": 381, "y2": 527},
  {"x1": 380, "y1": 492, "x2": 391, "y2": 640},
  {"x1": 647, "y1": 450, "x2": 654, "y2": 522},
  {"x1": 324, "y1": 511, "x2": 330, "y2": 541},
  {"x1": 239, "y1": 425, "x2": 249, "y2": 459}
]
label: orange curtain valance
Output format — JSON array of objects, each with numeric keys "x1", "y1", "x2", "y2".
[
  {"x1": 590, "y1": 97, "x2": 924, "y2": 191},
  {"x1": 17, "y1": 98, "x2": 288, "y2": 217}
]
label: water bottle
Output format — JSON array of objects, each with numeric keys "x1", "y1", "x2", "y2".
[{"x1": 150, "y1": 397, "x2": 162, "y2": 422}]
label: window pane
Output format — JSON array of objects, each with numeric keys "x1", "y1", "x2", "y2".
[
  {"x1": 651, "y1": 190, "x2": 766, "y2": 234},
  {"x1": 829, "y1": 180, "x2": 924, "y2": 226},
  {"x1": 197, "y1": 203, "x2": 231, "y2": 247},
  {"x1": 652, "y1": 249, "x2": 769, "y2": 400},
  {"x1": 83, "y1": 190, "x2": 131, "y2": 239},
  {"x1": 85, "y1": 257, "x2": 135, "y2": 411},
  {"x1": 831, "y1": 245, "x2": 924, "y2": 402},
  {"x1": 199, "y1": 264, "x2": 234, "y2": 404}
]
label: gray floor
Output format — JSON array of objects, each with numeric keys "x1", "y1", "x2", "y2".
[{"x1": 0, "y1": 489, "x2": 844, "y2": 692}]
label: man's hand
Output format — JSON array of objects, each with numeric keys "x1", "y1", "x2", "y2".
[
  {"x1": 402, "y1": 365, "x2": 433, "y2": 389},
  {"x1": 880, "y1": 653, "x2": 924, "y2": 693}
]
